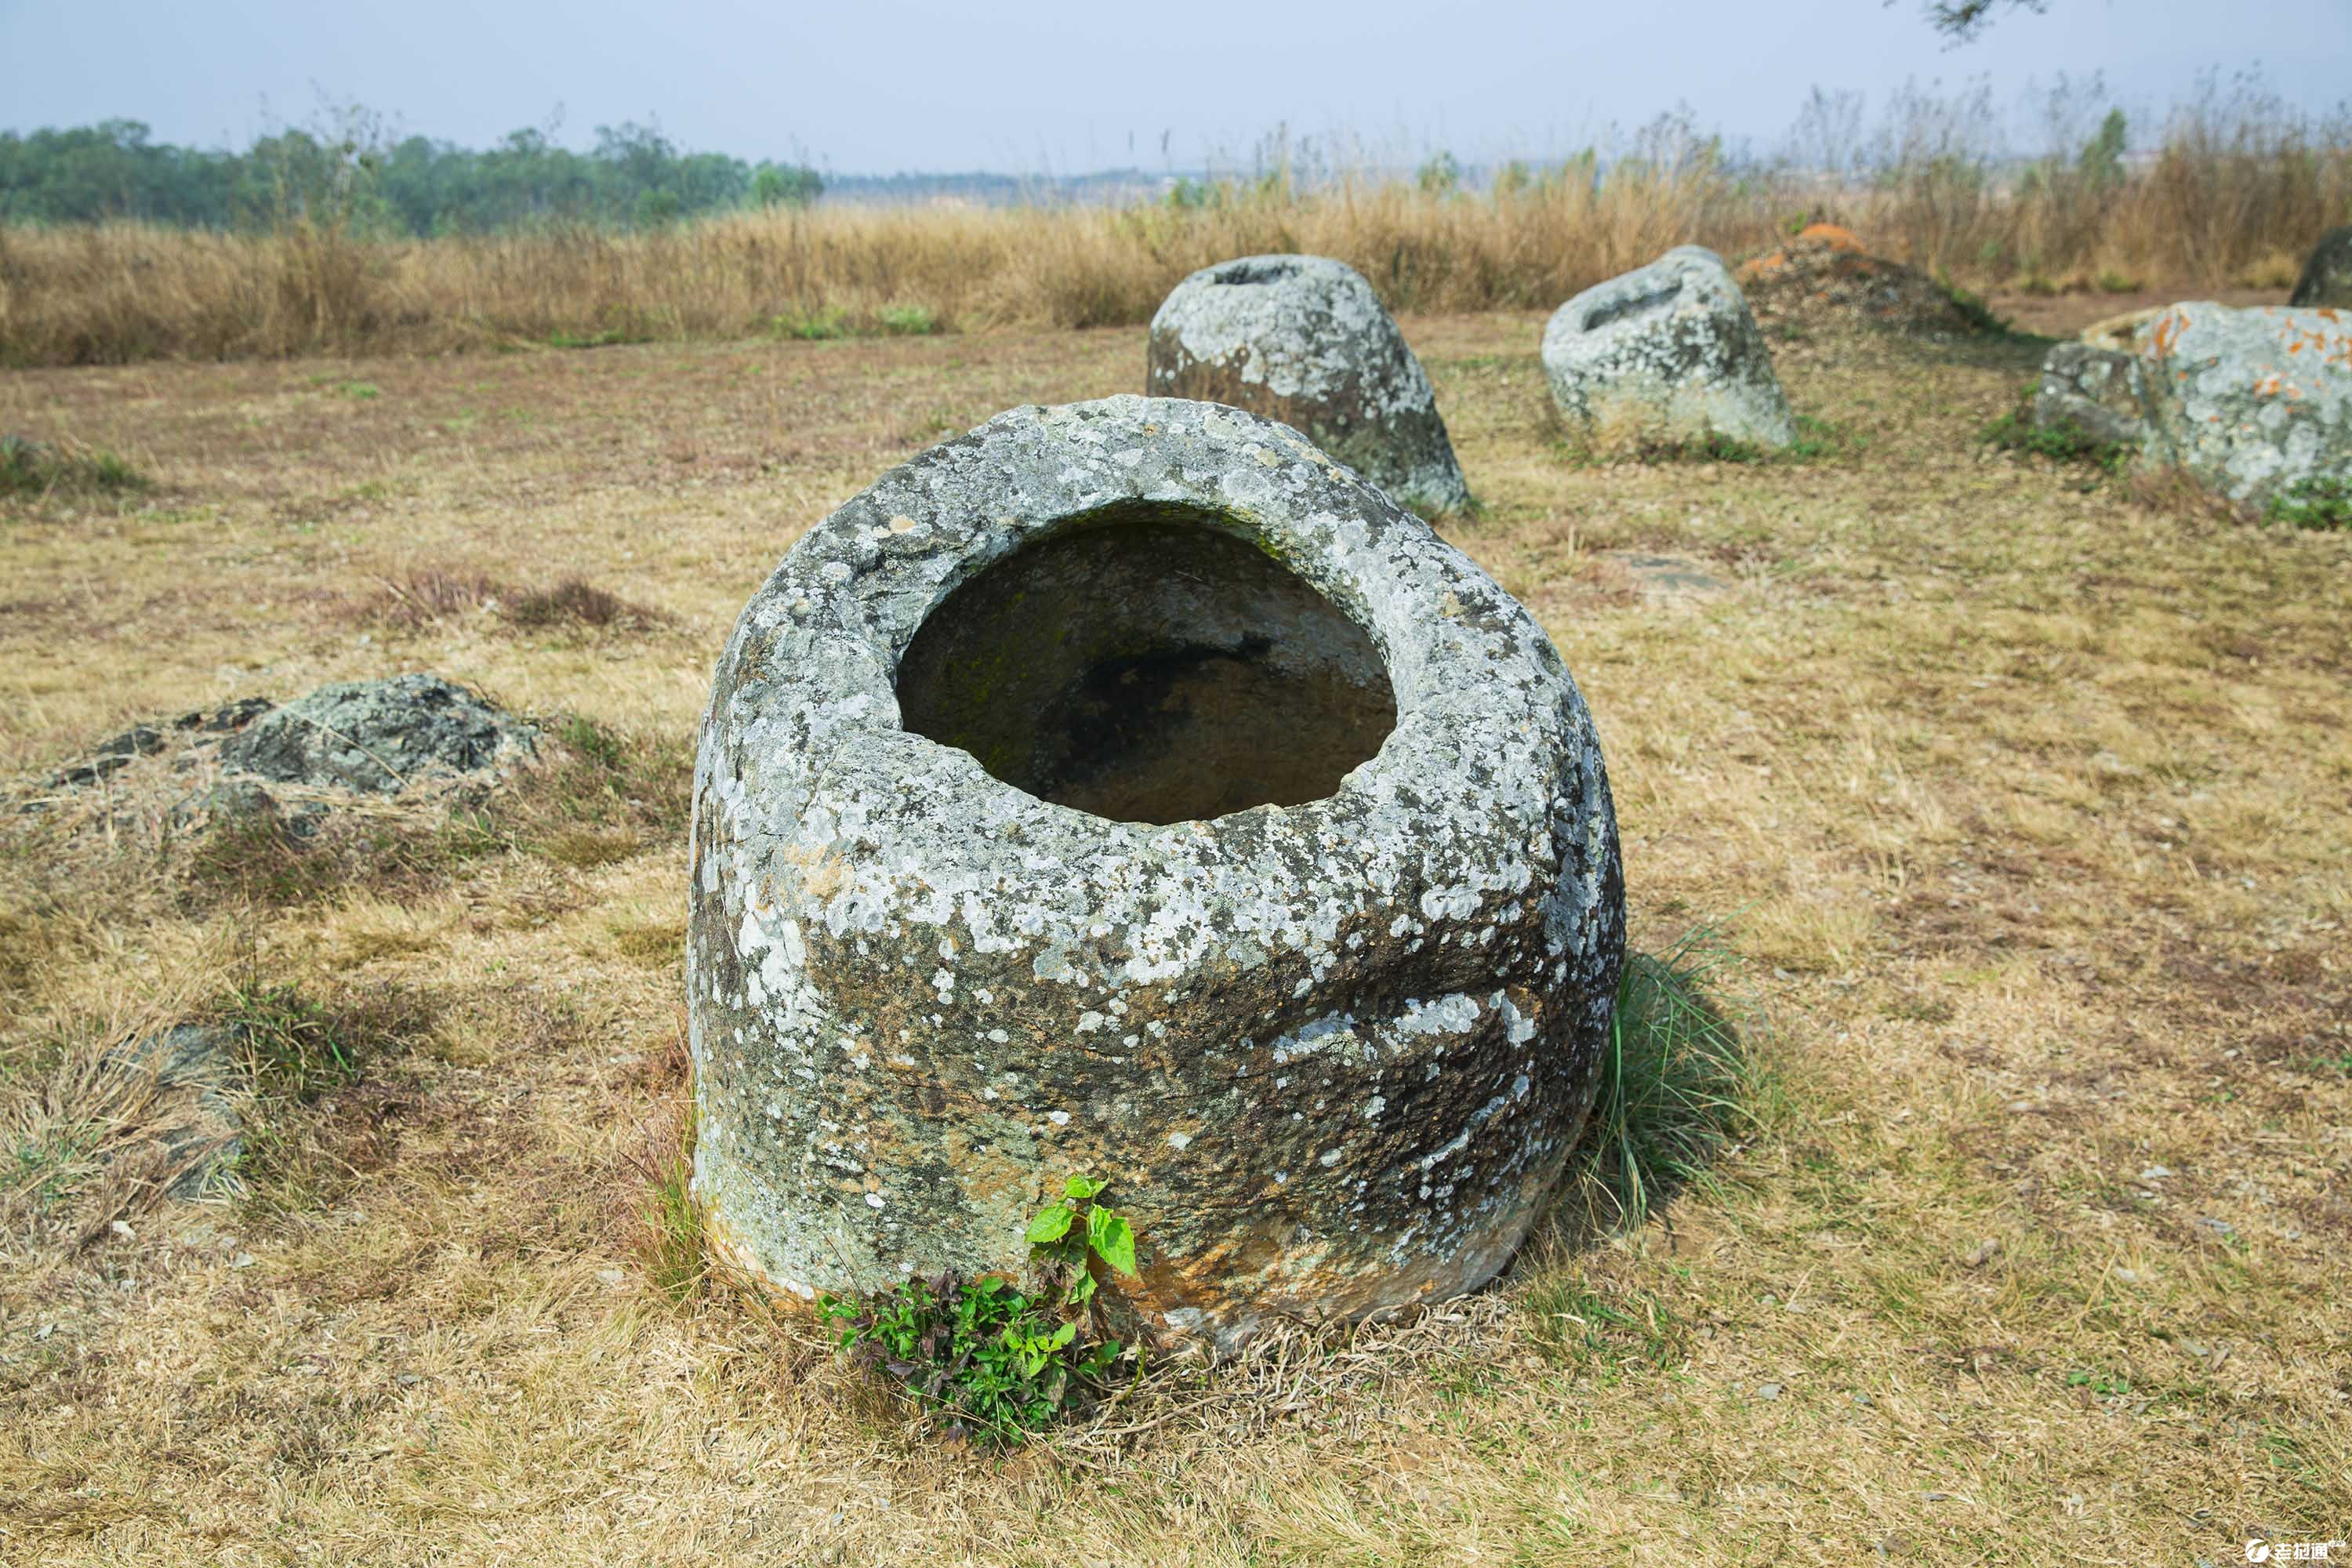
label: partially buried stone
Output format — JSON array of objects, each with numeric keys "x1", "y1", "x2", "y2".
[
  {"x1": 169, "y1": 777, "x2": 285, "y2": 833},
  {"x1": 107, "y1": 1024, "x2": 245, "y2": 1200},
  {"x1": 1542, "y1": 246, "x2": 1796, "y2": 456},
  {"x1": 1146, "y1": 255, "x2": 1473, "y2": 516},
  {"x1": 2034, "y1": 342, "x2": 2146, "y2": 448},
  {"x1": 689, "y1": 395, "x2": 1624, "y2": 1352},
  {"x1": 219, "y1": 673, "x2": 536, "y2": 796}
]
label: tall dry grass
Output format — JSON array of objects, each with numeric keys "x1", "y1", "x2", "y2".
[{"x1": 3, "y1": 109, "x2": 2346, "y2": 366}]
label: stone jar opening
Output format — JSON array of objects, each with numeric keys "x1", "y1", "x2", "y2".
[
  {"x1": 1213, "y1": 259, "x2": 1301, "y2": 287},
  {"x1": 894, "y1": 501, "x2": 1396, "y2": 826}
]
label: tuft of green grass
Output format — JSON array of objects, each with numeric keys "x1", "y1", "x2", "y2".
[
  {"x1": 1520, "y1": 1273, "x2": 1686, "y2": 1372},
  {"x1": 1566, "y1": 924, "x2": 1766, "y2": 1235},
  {"x1": 332, "y1": 380, "x2": 380, "y2": 401},
  {"x1": 637, "y1": 1103, "x2": 706, "y2": 1304},
  {"x1": 223, "y1": 981, "x2": 374, "y2": 1101},
  {"x1": 1, "y1": 434, "x2": 150, "y2": 500},
  {"x1": 875, "y1": 303, "x2": 941, "y2": 336},
  {"x1": 214, "y1": 978, "x2": 430, "y2": 1214},
  {"x1": 771, "y1": 304, "x2": 849, "y2": 341},
  {"x1": 1983, "y1": 399, "x2": 2132, "y2": 474},
  {"x1": 2263, "y1": 476, "x2": 2352, "y2": 532},
  {"x1": 1574, "y1": 416, "x2": 1858, "y2": 468},
  {"x1": 1934, "y1": 273, "x2": 2023, "y2": 337}
]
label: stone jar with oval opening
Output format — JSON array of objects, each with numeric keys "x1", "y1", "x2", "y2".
[{"x1": 688, "y1": 395, "x2": 1623, "y2": 1351}]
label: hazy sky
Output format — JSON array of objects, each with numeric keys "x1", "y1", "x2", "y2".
[{"x1": 2, "y1": 0, "x2": 2347, "y2": 173}]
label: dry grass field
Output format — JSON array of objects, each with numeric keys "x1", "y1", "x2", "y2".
[{"x1": 2, "y1": 303, "x2": 2348, "y2": 1564}]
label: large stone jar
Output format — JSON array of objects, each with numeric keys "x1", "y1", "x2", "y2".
[
  {"x1": 688, "y1": 395, "x2": 1622, "y2": 1350},
  {"x1": 1146, "y1": 255, "x2": 1475, "y2": 517}
]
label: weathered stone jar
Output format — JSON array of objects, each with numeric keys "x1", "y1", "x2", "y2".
[
  {"x1": 1146, "y1": 255, "x2": 1474, "y2": 517},
  {"x1": 1543, "y1": 245, "x2": 1796, "y2": 456},
  {"x1": 688, "y1": 396, "x2": 1622, "y2": 1350}
]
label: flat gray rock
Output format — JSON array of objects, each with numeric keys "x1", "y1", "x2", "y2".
[
  {"x1": 1146, "y1": 255, "x2": 1473, "y2": 516},
  {"x1": 2288, "y1": 224, "x2": 2352, "y2": 309},
  {"x1": 2132, "y1": 303, "x2": 2352, "y2": 506},
  {"x1": 1542, "y1": 246, "x2": 1796, "y2": 456},
  {"x1": 218, "y1": 673, "x2": 536, "y2": 796},
  {"x1": 688, "y1": 395, "x2": 1623, "y2": 1350}
]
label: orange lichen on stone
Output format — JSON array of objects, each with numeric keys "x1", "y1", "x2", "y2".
[{"x1": 1797, "y1": 223, "x2": 1864, "y2": 251}]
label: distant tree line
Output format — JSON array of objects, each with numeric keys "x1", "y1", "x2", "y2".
[{"x1": 0, "y1": 118, "x2": 822, "y2": 233}]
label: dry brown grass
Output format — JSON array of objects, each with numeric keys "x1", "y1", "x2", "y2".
[
  {"x1": 4, "y1": 107, "x2": 2346, "y2": 367},
  {"x1": 2, "y1": 311, "x2": 2347, "y2": 1563}
]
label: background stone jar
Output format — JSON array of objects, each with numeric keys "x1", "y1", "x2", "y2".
[
  {"x1": 1146, "y1": 254, "x2": 1475, "y2": 517},
  {"x1": 689, "y1": 395, "x2": 1623, "y2": 1350}
]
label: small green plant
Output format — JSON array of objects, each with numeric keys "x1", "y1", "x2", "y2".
[
  {"x1": 1982, "y1": 400, "x2": 2132, "y2": 474},
  {"x1": 1, "y1": 434, "x2": 149, "y2": 499},
  {"x1": 875, "y1": 303, "x2": 941, "y2": 336},
  {"x1": 771, "y1": 304, "x2": 849, "y2": 340},
  {"x1": 2065, "y1": 1367, "x2": 2132, "y2": 1397},
  {"x1": 2264, "y1": 476, "x2": 2352, "y2": 532},
  {"x1": 333, "y1": 379, "x2": 380, "y2": 400},
  {"x1": 820, "y1": 1173, "x2": 1142, "y2": 1446}
]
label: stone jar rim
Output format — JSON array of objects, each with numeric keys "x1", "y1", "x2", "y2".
[{"x1": 701, "y1": 394, "x2": 1582, "y2": 935}]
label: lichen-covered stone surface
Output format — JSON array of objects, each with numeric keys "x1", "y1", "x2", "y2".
[
  {"x1": 218, "y1": 674, "x2": 537, "y2": 797},
  {"x1": 688, "y1": 395, "x2": 1623, "y2": 1351},
  {"x1": 1542, "y1": 246, "x2": 1797, "y2": 456},
  {"x1": 2034, "y1": 343, "x2": 2147, "y2": 448},
  {"x1": 1145, "y1": 256, "x2": 1473, "y2": 517},
  {"x1": 2132, "y1": 303, "x2": 2352, "y2": 506},
  {"x1": 2288, "y1": 224, "x2": 2352, "y2": 308}
]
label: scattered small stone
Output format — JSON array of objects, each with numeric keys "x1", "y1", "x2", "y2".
[
  {"x1": 2194, "y1": 1216, "x2": 2236, "y2": 1240},
  {"x1": 597, "y1": 1267, "x2": 626, "y2": 1287},
  {"x1": 1755, "y1": 1382, "x2": 1784, "y2": 1401},
  {"x1": 2139, "y1": 1165, "x2": 2174, "y2": 1181},
  {"x1": 1962, "y1": 1238, "x2": 2002, "y2": 1269},
  {"x1": 229, "y1": 1252, "x2": 256, "y2": 1269}
]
